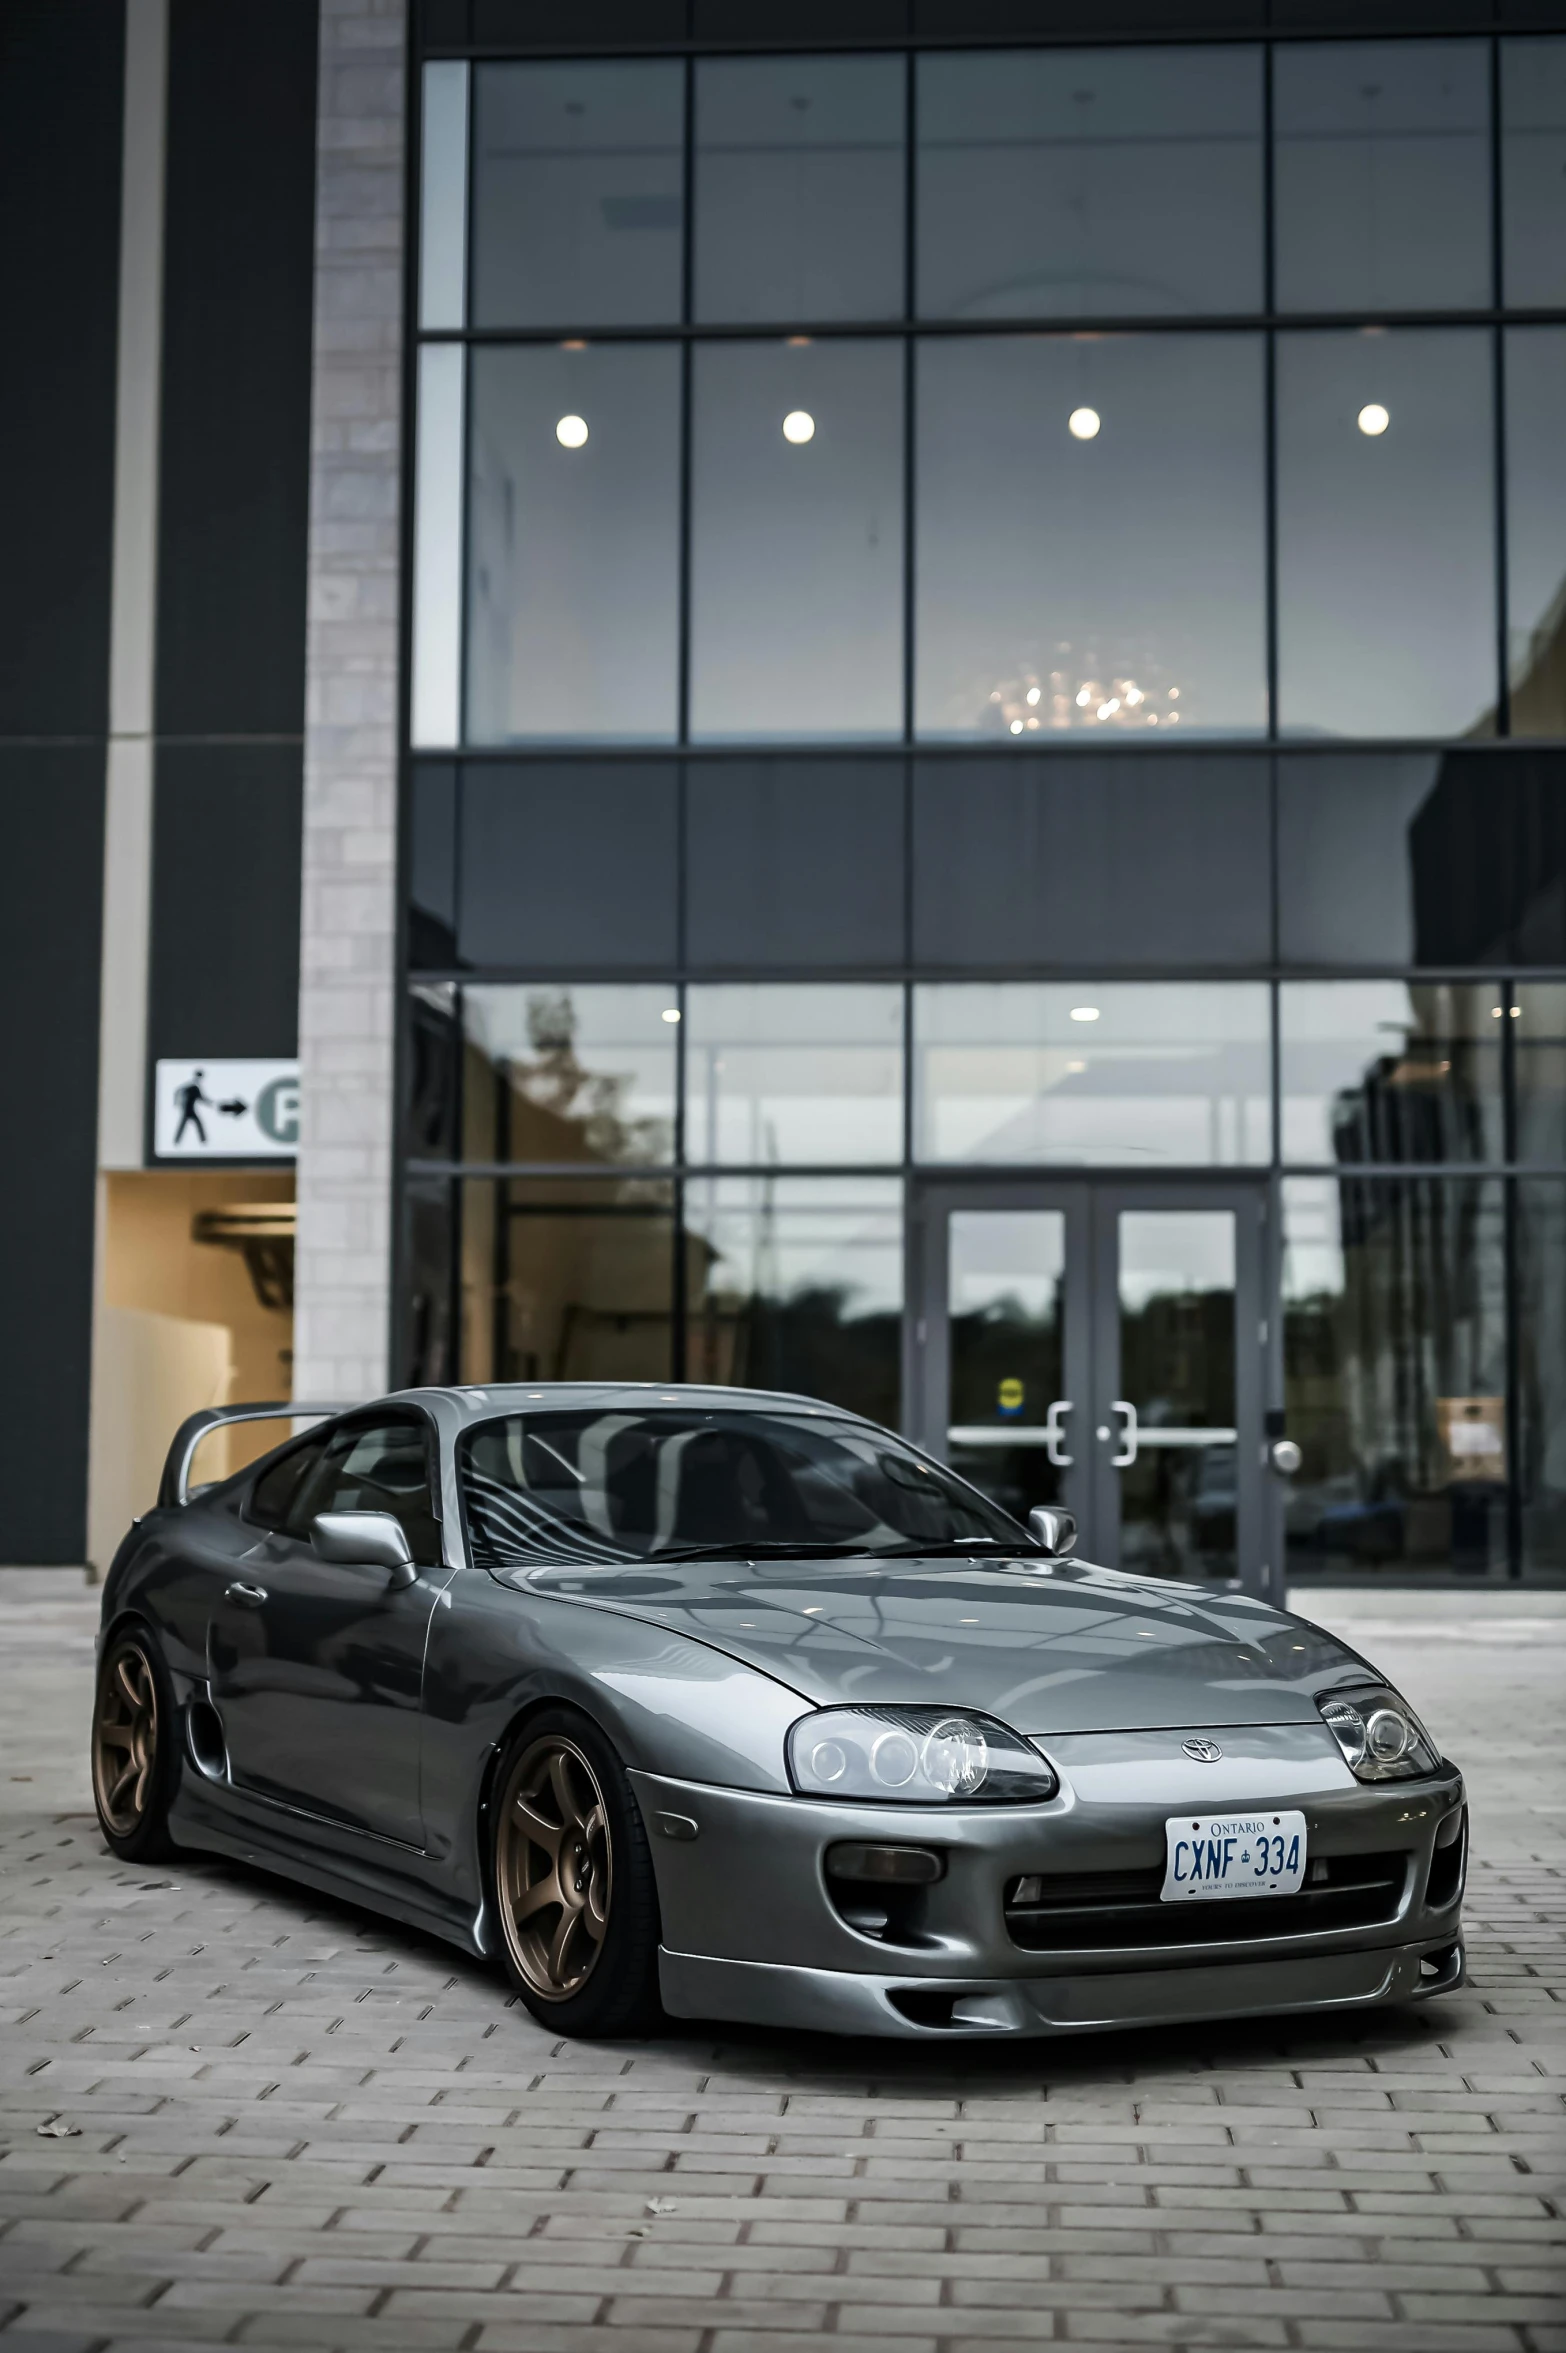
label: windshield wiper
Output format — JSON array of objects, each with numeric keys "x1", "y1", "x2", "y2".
[
  {"x1": 650, "y1": 1538, "x2": 872, "y2": 1562},
  {"x1": 867, "y1": 1538, "x2": 1050, "y2": 1559}
]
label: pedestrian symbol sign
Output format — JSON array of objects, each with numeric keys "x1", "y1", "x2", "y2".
[{"x1": 154, "y1": 1060, "x2": 299, "y2": 1159}]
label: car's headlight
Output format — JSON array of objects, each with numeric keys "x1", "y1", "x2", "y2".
[
  {"x1": 786, "y1": 1708, "x2": 1058, "y2": 1805},
  {"x1": 1318, "y1": 1685, "x2": 1440, "y2": 1782}
]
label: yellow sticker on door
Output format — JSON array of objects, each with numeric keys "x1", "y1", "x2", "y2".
[{"x1": 997, "y1": 1378, "x2": 1025, "y2": 1418}]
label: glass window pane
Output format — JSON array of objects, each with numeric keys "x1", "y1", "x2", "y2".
[
  {"x1": 1505, "y1": 328, "x2": 1566, "y2": 738},
  {"x1": 1117, "y1": 1209, "x2": 1239, "y2": 1584},
  {"x1": 466, "y1": 344, "x2": 680, "y2": 744},
  {"x1": 411, "y1": 343, "x2": 465, "y2": 750},
  {"x1": 913, "y1": 983, "x2": 1271, "y2": 1166},
  {"x1": 693, "y1": 56, "x2": 904, "y2": 324},
  {"x1": 407, "y1": 981, "x2": 459, "y2": 1159},
  {"x1": 1283, "y1": 1176, "x2": 1508, "y2": 1581},
  {"x1": 460, "y1": 985, "x2": 678, "y2": 1167},
  {"x1": 459, "y1": 1176, "x2": 674, "y2": 1384},
  {"x1": 1515, "y1": 985, "x2": 1566, "y2": 1165},
  {"x1": 1518, "y1": 1179, "x2": 1566, "y2": 1577},
  {"x1": 684, "y1": 985, "x2": 904, "y2": 1165},
  {"x1": 403, "y1": 1181, "x2": 455, "y2": 1388},
  {"x1": 1276, "y1": 330, "x2": 1496, "y2": 739},
  {"x1": 915, "y1": 334, "x2": 1265, "y2": 739},
  {"x1": 947, "y1": 1209, "x2": 1068, "y2": 1526},
  {"x1": 689, "y1": 339, "x2": 903, "y2": 742},
  {"x1": 1279, "y1": 981, "x2": 1506, "y2": 1165},
  {"x1": 419, "y1": 61, "x2": 469, "y2": 331},
  {"x1": 1501, "y1": 37, "x2": 1566, "y2": 308},
  {"x1": 685, "y1": 1175, "x2": 903, "y2": 1426},
  {"x1": 916, "y1": 47, "x2": 1262, "y2": 320},
  {"x1": 1273, "y1": 41, "x2": 1491, "y2": 312},
  {"x1": 470, "y1": 61, "x2": 683, "y2": 329}
]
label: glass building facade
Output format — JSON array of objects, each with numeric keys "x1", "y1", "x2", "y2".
[{"x1": 400, "y1": 16, "x2": 1566, "y2": 1592}]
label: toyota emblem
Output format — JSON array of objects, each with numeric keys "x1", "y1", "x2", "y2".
[{"x1": 1182, "y1": 1737, "x2": 1224, "y2": 1763}]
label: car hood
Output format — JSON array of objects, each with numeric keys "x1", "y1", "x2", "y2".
[{"x1": 509, "y1": 1554, "x2": 1374, "y2": 1733}]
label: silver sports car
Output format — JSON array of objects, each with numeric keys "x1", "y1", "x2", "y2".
[{"x1": 92, "y1": 1383, "x2": 1466, "y2": 2041}]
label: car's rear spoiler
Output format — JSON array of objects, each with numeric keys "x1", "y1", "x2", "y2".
[{"x1": 159, "y1": 1401, "x2": 346, "y2": 1509}]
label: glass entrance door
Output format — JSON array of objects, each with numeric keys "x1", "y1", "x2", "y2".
[{"x1": 915, "y1": 1183, "x2": 1271, "y2": 1591}]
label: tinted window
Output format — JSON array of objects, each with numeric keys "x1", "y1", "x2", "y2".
[
  {"x1": 466, "y1": 342, "x2": 681, "y2": 744},
  {"x1": 1276, "y1": 329, "x2": 1496, "y2": 739},
  {"x1": 1501, "y1": 37, "x2": 1566, "y2": 309},
  {"x1": 685, "y1": 1178, "x2": 904, "y2": 1429},
  {"x1": 1504, "y1": 328, "x2": 1566, "y2": 739},
  {"x1": 458, "y1": 1177, "x2": 675, "y2": 1386},
  {"x1": 460, "y1": 983, "x2": 678, "y2": 1166},
  {"x1": 1515, "y1": 986, "x2": 1566, "y2": 1167},
  {"x1": 460, "y1": 1403, "x2": 1021, "y2": 1568},
  {"x1": 689, "y1": 338, "x2": 904, "y2": 742},
  {"x1": 913, "y1": 982, "x2": 1272, "y2": 1166},
  {"x1": 693, "y1": 55, "x2": 905, "y2": 323},
  {"x1": 1273, "y1": 41, "x2": 1491, "y2": 312},
  {"x1": 684, "y1": 985, "x2": 905, "y2": 1164},
  {"x1": 1278, "y1": 981, "x2": 1505, "y2": 1165},
  {"x1": 917, "y1": 46, "x2": 1262, "y2": 319},
  {"x1": 1518, "y1": 1179, "x2": 1566, "y2": 1577},
  {"x1": 1283, "y1": 1177, "x2": 1508, "y2": 1582},
  {"x1": 248, "y1": 1437, "x2": 327, "y2": 1529},
  {"x1": 915, "y1": 333, "x2": 1266, "y2": 740},
  {"x1": 289, "y1": 1420, "x2": 442, "y2": 1564},
  {"x1": 470, "y1": 61, "x2": 684, "y2": 328}
]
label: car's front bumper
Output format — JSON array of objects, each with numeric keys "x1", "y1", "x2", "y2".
[{"x1": 631, "y1": 1724, "x2": 1467, "y2": 2040}]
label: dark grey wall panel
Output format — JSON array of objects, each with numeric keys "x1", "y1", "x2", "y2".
[
  {"x1": 913, "y1": 755, "x2": 1272, "y2": 968},
  {"x1": 1278, "y1": 753, "x2": 1439, "y2": 968},
  {"x1": 459, "y1": 763, "x2": 679, "y2": 968},
  {"x1": 409, "y1": 762, "x2": 459, "y2": 968},
  {"x1": 0, "y1": 749, "x2": 105, "y2": 1562},
  {"x1": 155, "y1": 0, "x2": 318, "y2": 739},
  {"x1": 148, "y1": 746, "x2": 304, "y2": 1062},
  {"x1": 0, "y1": 1, "x2": 123, "y2": 739},
  {"x1": 686, "y1": 759, "x2": 905, "y2": 970}
]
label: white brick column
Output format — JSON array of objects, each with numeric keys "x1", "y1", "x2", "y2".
[{"x1": 293, "y1": 0, "x2": 407, "y2": 1404}]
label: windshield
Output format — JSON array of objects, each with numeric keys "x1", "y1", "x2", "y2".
[{"x1": 459, "y1": 1406, "x2": 1032, "y2": 1569}]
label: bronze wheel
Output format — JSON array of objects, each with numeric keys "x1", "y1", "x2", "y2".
[
  {"x1": 495, "y1": 1732, "x2": 614, "y2": 2002},
  {"x1": 92, "y1": 1635, "x2": 163, "y2": 1839}
]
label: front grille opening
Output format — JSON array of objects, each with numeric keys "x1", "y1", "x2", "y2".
[
  {"x1": 1426, "y1": 1809, "x2": 1467, "y2": 1910},
  {"x1": 1005, "y1": 1850, "x2": 1409, "y2": 1952}
]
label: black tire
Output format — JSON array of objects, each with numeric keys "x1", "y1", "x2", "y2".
[
  {"x1": 91, "y1": 1622, "x2": 181, "y2": 1865},
  {"x1": 488, "y1": 1704, "x2": 662, "y2": 2039}
]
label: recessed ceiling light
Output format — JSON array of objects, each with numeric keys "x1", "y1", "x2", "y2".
[
  {"x1": 555, "y1": 413, "x2": 588, "y2": 448},
  {"x1": 662, "y1": 1007, "x2": 681, "y2": 1024},
  {"x1": 1357, "y1": 402, "x2": 1390, "y2": 437},
  {"x1": 1070, "y1": 1006, "x2": 1100, "y2": 1022},
  {"x1": 1068, "y1": 406, "x2": 1101, "y2": 440},
  {"x1": 782, "y1": 409, "x2": 815, "y2": 444}
]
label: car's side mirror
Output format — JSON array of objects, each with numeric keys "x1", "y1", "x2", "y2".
[
  {"x1": 311, "y1": 1510, "x2": 417, "y2": 1585},
  {"x1": 1027, "y1": 1506, "x2": 1077, "y2": 1558}
]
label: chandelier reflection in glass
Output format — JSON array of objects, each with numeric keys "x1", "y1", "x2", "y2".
[{"x1": 983, "y1": 650, "x2": 1182, "y2": 736}]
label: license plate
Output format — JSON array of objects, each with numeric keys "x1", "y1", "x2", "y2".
[{"x1": 1162, "y1": 1811, "x2": 1307, "y2": 1902}]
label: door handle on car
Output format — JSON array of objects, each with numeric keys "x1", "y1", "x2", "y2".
[
  {"x1": 1109, "y1": 1400, "x2": 1138, "y2": 1467},
  {"x1": 1043, "y1": 1399, "x2": 1074, "y2": 1468},
  {"x1": 225, "y1": 1581, "x2": 268, "y2": 1608}
]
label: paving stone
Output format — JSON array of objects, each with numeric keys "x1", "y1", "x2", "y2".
[{"x1": 2, "y1": 1588, "x2": 1563, "y2": 2353}]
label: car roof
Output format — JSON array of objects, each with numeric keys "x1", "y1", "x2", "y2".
[{"x1": 387, "y1": 1382, "x2": 867, "y2": 1428}]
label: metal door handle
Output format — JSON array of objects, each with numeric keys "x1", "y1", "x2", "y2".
[
  {"x1": 225, "y1": 1581, "x2": 268, "y2": 1608},
  {"x1": 1109, "y1": 1400, "x2": 1138, "y2": 1467},
  {"x1": 1043, "y1": 1399, "x2": 1073, "y2": 1468}
]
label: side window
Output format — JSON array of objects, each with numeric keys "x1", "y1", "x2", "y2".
[
  {"x1": 247, "y1": 1439, "x2": 327, "y2": 1530},
  {"x1": 286, "y1": 1418, "x2": 442, "y2": 1565}
]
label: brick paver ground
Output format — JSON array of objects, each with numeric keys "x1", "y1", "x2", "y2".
[{"x1": 0, "y1": 1573, "x2": 1561, "y2": 2353}]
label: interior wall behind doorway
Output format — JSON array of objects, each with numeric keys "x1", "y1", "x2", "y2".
[{"x1": 87, "y1": 1170, "x2": 294, "y2": 1574}]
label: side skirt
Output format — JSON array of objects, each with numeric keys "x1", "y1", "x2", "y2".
[{"x1": 170, "y1": 1773, "x2": 488, "y2": 1960}]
